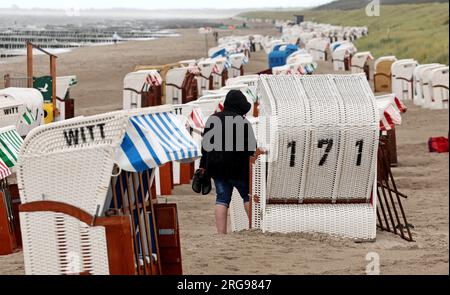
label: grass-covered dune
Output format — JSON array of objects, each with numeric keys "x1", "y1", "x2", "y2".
[{"x1": 240, "y1": 2, "x2": 449, "y2": 64}]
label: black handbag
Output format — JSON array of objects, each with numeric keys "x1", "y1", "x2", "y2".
[{"x1": 192, "y1": 169, "x2": 212, "y2": 195}]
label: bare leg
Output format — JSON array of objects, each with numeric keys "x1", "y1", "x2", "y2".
[
  {"x1": 215, "y1": 204, "x2": 228, "y2": 234},
  {"x1": 244, "y1": 201, "x2": 250, "y2": 219}
]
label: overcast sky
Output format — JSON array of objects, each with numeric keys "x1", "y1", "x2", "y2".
[{"x1": 1, "y1": 0, "x2": 333, "y2": 9}]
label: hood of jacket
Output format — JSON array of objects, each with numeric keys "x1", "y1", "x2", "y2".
[{"x1": 223, "y1": 89, "x2": 251, "y2": 116}]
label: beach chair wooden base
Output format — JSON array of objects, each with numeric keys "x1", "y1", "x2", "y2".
[
  {"x1": 159, "y1": 163, "x2": 173, "y2": 196},
  {"x1": 8, "y1": 184, "x2": 22, "y2": 247},
  {"x1": 64, "y1": 98, "x2": 75, "y2": 120},
  {"x1": 181, "y1": 73, "x2": 198, "y2": 104},
  {"x1": 364, "y1": 64, "x2": 370, "y2": 81},
  {"x1": 179, "y1": 162, "x2": 194, "y2": 185},
  {"x1": 221, "y1": 70, "x2": 228, "y2": 88},
  {"x1": 386, "y1": 129, "x2": 398, "y2": 167},
  {"x1": 142, "y1": 87, "x2": 162, "y2": 107},
  {"x1": 137, "y1": 261, "x2": 160, "y2": 275},
  {"x1": 155, "y1": 203, "x2": 183, "y2": 275},
  {"x1": 20, "y1": 201, "x2": 137, "y2": 274},
  {"x1": 344, "y1": 56, "x2": 351, "y2": 71},
  {"x1": 0, "y1": 191, "x2": 18, "y2": 255}
]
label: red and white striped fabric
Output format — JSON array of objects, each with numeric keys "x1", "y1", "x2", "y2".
[
  {"x1": 296, "y1": 65, "x2": 306, "y2": 75},
  {"x1": 380, "y1": 104, "x2": 402, "y2": 131},
  {"x1": 376, "y1": 94, "x2": 405, "y2": 131},
  {"x1": 393, "y1": 96, "x2": 407, "y2": 113},
  {"x1": 188, "y1": 66, "x2": 201, "y2": 75},
  {"x1": 0, "y1": 159, "x2": 11, "y2": 180},
  {"x1": 212, "y1": 64, "x2": 220, "y2": 75},
  {"x1": 189, "y1": 107, "x2": 206, "y2": 129},
  {"x1": 145, "y1": 73, "x2": 162, "y2": 87},
  {"x1": 215, "y1": 101, "x2": 224, "y2": 113}
]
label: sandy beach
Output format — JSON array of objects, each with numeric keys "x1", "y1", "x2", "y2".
[{"x1": 0, "y1": 25, "x2": 448, "y2": 275}]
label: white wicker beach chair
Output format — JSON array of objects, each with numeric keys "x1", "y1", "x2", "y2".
[
  {"x1": 332, "y1": 47, "x2": 352, "y2": 71},
  {"x1": 429, "y1": 66, "x2": 449, "y2": 110},
  {"x1": 391, "y1": 59, "x2": 417, "y2": 101},
  {"x1": 18, "y1": 111, "x2": 127, "y2": 215},
  {"x1": 0, "y1": 88, "x2": 44, "y2": 137},
  {"x1": 123, "y1": 70, "x2": 162, "y2": 109},
  {"x1": 229, "y1": 53, "x2": 247, "y2": 78},
  {"x1": 306, "y1": 38, "x2": 329, "y2": 61},
  {"x1": 211, "y1": 57, "x2": 228, "y2": 90},
  {"x1": 351, "y1": 52, "x2": 373, "y2": 74},
  {"x1": 18, "y1": 105, "x2": 199, "y2": 274},
  {"x1": 17, "y1": 111, "x2": 127, "y2": 275},
  {"x1": 422, "y1": 65, "x2": 447, "y2": 108},
  {"x1": 197, "y1": 59, "x2": 215, "y2": 95},
  {"x1": 413, "y1": 64, "x2": 440, "y2": 106},
  {"x1": 230, "y1": 74, "x2": 379, "y2": 240},
  {"x1": 165, "y1": 67, "x2": 189, "y2": 105}
]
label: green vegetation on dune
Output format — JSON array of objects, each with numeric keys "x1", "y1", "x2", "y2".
[
  {"x1": 314, "y1": 0, "x2": 448, "y2": 11},
  {"x1": 240, "y1": 3, "x2": 449, "y2": 65}
]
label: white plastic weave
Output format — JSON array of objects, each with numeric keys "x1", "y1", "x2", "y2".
[
  {"x1": 230, "y1": 74, "x2": 379, "y2": 240},
  {"x1": 20, "y1": 211, "x2": 109, "y2": 275},
  {"x1": 17, "y1": 112, "x2": 127, "y2": 216},
  {"x1": 262, "y1": 203, "x2": 376, "y2": 239}
]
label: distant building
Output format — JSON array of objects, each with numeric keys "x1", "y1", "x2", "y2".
[{"x1": 294, "y1": 15, "x2": 304, "y2": 25}]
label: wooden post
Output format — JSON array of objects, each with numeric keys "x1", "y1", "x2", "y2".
[
  {"x1": 27, "y1": 42, "x2": 33, "y2": 88},
  {"x1": 50, "y1": 55, "x2": 58, "y2": 118},
  {"x1": 4, "y1": 74, "x2": 10, "y2": 88}
]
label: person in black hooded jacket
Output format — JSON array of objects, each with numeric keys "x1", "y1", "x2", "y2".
[{"x1": 199, "y1": 90, "x2": 257, "y2": 234}]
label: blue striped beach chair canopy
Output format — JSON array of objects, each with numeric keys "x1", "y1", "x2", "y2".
[{"x1": 117, "y1": 105, "x2": 201, "y2": 172}]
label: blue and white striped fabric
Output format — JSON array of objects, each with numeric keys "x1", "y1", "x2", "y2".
[
  {"x1": 116, "y1": 111, "x2": 201, "y2": 172},
  {"x1": 224, "y1": 59, "x2": 232, "y2": 69}
]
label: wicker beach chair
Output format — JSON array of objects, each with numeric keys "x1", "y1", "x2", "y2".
[
  {"x1": 123, "y1": 70, "x2": 163, "y2": 109},
  {"x1": 165, "y1": 67, "x2": 189, "y2": 105},
  {"x1": 230, "y1": 74, "x2": 379, "y2": 240},
  {"x1": 17, "y1": 106, "x2": 199, "y2": 274},
  {"x1": 422, "y1": 65, "x2": 448, "y2": 109},
  {"x1": 306, "y1": 38, "x2": 329, "y2": 61},
  {"x1": 17, "y1": 112, "x2": 127, "y2": 274},
  {"x1": 412, "y1": 64, "x2": 442, "y2": 106},
  {"x1": 0, "y1": 88, "x2": 44, "y2": 137},
  {"x1": 211, "y1": 57, "x2": 229, "y2": 89},
  {"x1": 374, "y1": 56, "x2": 397, "y2": 93},
  {"x1": 429, "y1": 66, "x2": 449, "y2": 110},
  {"x1": 0, "y1": 97, "x2": 26, "y2": 134},
  {"x1": 351, "y1": 52, "x2": 373, "y2": 79},
  {"x1": 229, "y1": 53, "x2": 248, "y2": 78},
  {"x1": 197, "y1": 59, "x2": 215, "y2": 95},
  {"x1": 391, "y1": 59, "x2": 418, "y2": 101}
]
